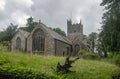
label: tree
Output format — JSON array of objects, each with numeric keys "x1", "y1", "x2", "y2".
[
  {"x1": 53, "y1": 28, "x2": 66, "y2": 36},
  {"x1": 20, "y1": 17, "x2": 38, "y2": 32},
  {"x1": 27, "y1": 16, "x2": 34, "y2": 26},
  {"x1": 100, "y1": 0, "x2": 120, "y2": 56},
  {"x1": 87, "y1": 32, "x2": 98, "y2": 53},
  {"x1": 1, "y1": 23, "x2": 18, "y2": 42},
  {"x1": 0, "y1": 31, "x2": 7, "y2": 42}
]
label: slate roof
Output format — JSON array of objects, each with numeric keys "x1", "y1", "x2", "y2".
[{"x1": 38, "y1": 23, "x2": 72, "y2": 45}]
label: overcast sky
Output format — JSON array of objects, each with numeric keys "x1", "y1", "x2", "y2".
[{"x1": 0, "y1": 0, "x2": 103, "y2": 35}]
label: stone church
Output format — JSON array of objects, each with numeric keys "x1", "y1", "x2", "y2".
[{"x1": 11, "y1": 19, "x2": 87, "y2": 56}]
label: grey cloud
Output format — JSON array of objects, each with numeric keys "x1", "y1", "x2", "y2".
[{"x1": 0, "y1": 0, "x2": 103, "y2": 35}]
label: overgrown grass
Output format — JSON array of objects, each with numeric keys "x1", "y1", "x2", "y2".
[{"x1": 0, "y1": 50, "x2": 119, "y2": 79}]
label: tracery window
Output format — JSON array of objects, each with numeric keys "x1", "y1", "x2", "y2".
[
  {"x1": 32, "y1": 28, "x2": 45, "y2": 52},
  {"x1": 16, "y1": 37, "x2": 21, "y2": 50}
]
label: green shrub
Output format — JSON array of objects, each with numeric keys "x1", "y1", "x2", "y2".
[
  {"x1": 83, "y1": 53, "x2": 101, "y2": 60},
  {"x1": 78, "y1": 50, "x2": 88, "y2": 55},
  {"x1": 112, "y1": 68, "x2": 120, "y2": 79},
  {"x1": 111, "y1": 54, "x2": 120, "y2": 67},
  {"x1": 1, "y1": 41, "x2": 10, "y2": 47},
  {"x1": 0, "y1": 64, "x2": 58, "y2": 79},
  {"x1": 78, "y1": 50, "x2": 100, "y2": 60}
]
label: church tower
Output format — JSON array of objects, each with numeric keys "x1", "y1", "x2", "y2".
[
  {"x1": 67, "y1": 19, "x2": 86, "y2": 55},
  {"x1": 67, "y1": 19, "x2": 83, "y2": 35}
]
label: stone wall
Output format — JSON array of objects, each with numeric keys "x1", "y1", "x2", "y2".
[
  {"x1": 11, "y1": 23, "x2": 79, "y2": 56},
  {"x1": 67, "y1": 19, "x2": 88, "y2": 55},
  {"x1": 27, "y1": 26, "x2": 55, "y2": 55},
  {"x1": 27, "y1": 34, "x2": 32, "y2": 53},
  {"x1": 11, "y1": 32, "x2": 26, "y2": 52},
  {"x1": 45, "y1": 33, "x2": 55, "y2": 55},
  {"x1": 55, "y1": 39, "x2": 72, "y2": 56},
  {"x1": 67, "y1": 33, "x2": 88, "y2": 55},
  {"x1": 67, "y1": 19, "x2": 83, "y2": 35}
]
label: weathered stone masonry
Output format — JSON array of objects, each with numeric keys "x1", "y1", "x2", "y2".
[{"x1": 11, "y1": 19, "x2": 87, "y2": 56}]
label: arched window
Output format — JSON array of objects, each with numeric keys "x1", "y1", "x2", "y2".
[
  {"x1": 16, "y1": 37, "x2": 21, "y2": 50},
  {"x1": 74, "y1": 44, "x2": 80, "y2": 55},
  {"x1": 32, "y1": 28, "x2": 45, "y2": 52}
]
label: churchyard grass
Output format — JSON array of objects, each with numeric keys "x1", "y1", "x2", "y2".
[{"x1": 0, "y1": 49, "x2": 119, "y2": 79}]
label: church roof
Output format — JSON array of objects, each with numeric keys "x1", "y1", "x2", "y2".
[
  {"x1": 19, "y1": 29, "x2": 30, "y2": 38},
  {"x1": 38, "y1": 23, "x2": 72, "y2": 45}
]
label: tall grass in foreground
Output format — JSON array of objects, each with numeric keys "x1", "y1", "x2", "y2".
[{"x1": 0, "y1": 50, "x2": 119, "y2": 79}]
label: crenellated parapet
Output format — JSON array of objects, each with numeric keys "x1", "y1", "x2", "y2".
[{"x1": 67, "y1": 19, "x2": 83, "y2": 35}]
